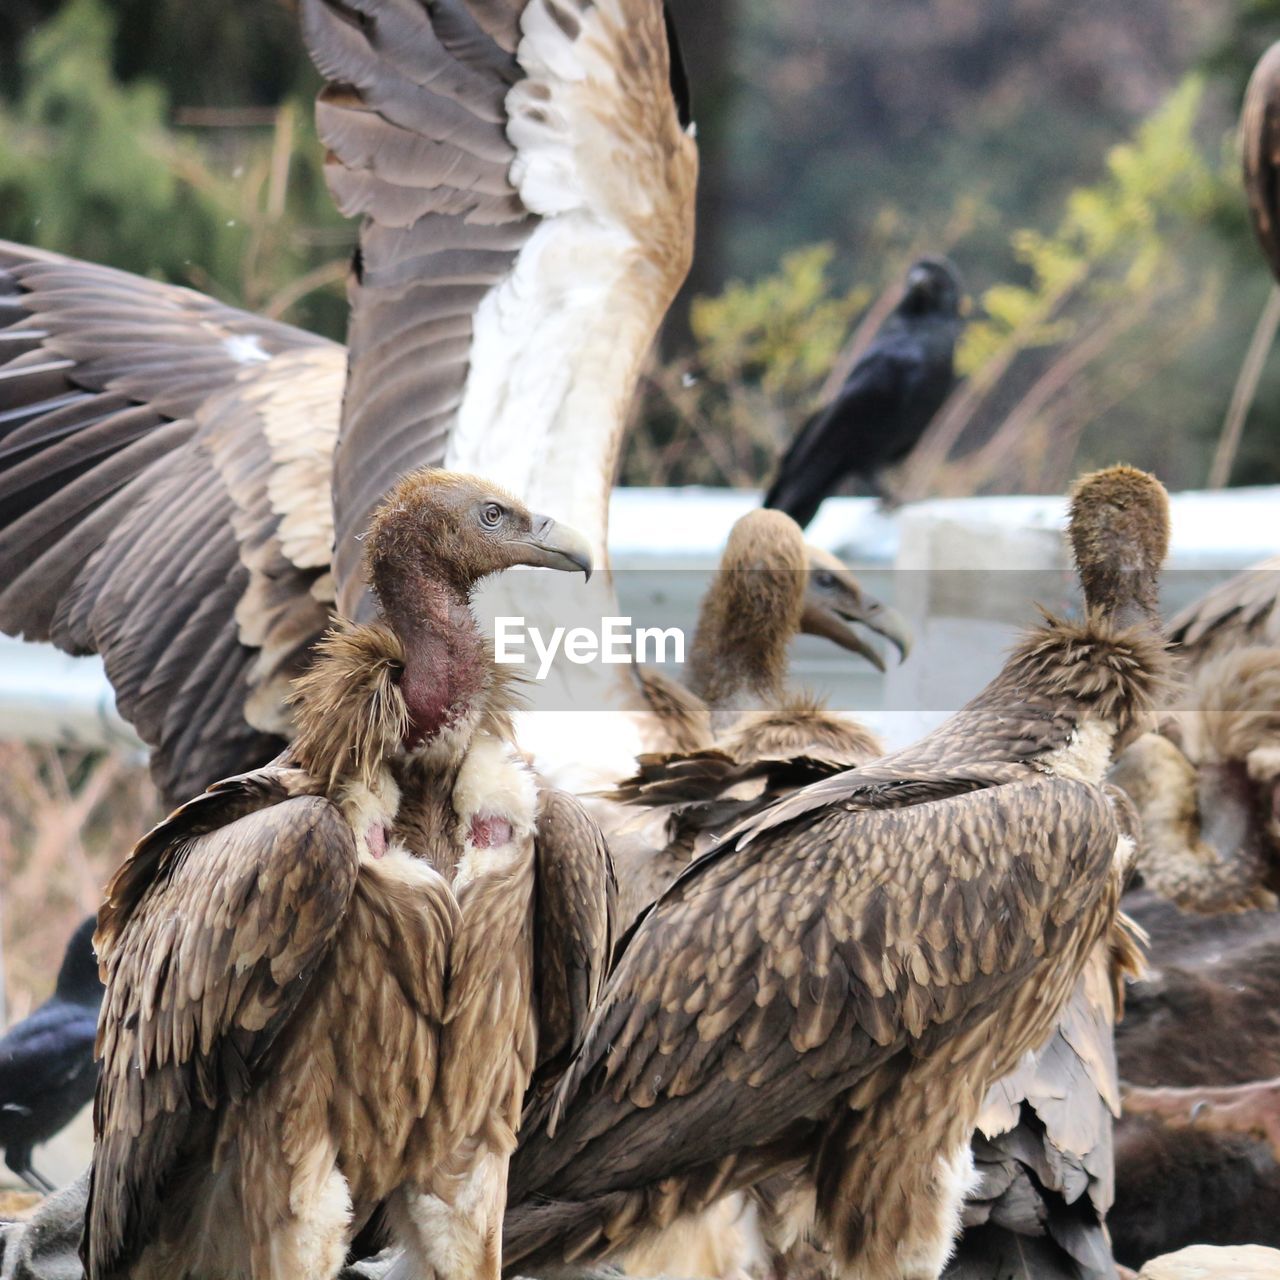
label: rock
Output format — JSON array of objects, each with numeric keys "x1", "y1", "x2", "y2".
[{"x1": 1139, "y1": 1244, "x2": 1280, "y2": 1278}]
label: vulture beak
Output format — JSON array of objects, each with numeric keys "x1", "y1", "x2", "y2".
[
  {"x1": 516, "y1": 514, "x2": 594, "y2": 581},
  {"x1": 801, "y1": 560, "x2": 913, "y2": 673}
]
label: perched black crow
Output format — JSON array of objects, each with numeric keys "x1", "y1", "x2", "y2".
[
  {"x1": 0, "y1": 916, "x2": 101, "y2": 1192},
  {"x1": 764, "y1": 256, "x2": 964, "y2": 525}
]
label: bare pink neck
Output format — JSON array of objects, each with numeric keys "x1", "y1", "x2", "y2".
[{"x1": 377, "y1": 568, "x2": 488, "y2": 750}]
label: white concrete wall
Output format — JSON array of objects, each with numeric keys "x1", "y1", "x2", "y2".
[{"x1": 1, "y1": 485, "x2": 1276, "y2": 754}]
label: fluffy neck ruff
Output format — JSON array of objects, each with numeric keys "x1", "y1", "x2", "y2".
[
  {"x1": 291, "y1": 621, "x2": 409, "y2": 792},
  {"x1": 1006, "y1": 612, "x2": 1175, "y2": 748}
]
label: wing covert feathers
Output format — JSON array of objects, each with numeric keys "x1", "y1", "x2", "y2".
[{"x1": 87, "y1": 782, "x2": 359, "y2": 1279}]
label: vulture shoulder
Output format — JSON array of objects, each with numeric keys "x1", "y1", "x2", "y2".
[
  {"x1": 85, "y1": 769, "x2": 360, "y2": 1280},
  {"x1": 531, "y1": 788, "x2": 617, "y2": 1082},
  {"x1": 1167, "y1": 557, "x2": 1280, "y2": 670},
  {"x1": 512, "y1": 772, "x2": 1123, "y2": 1205}
]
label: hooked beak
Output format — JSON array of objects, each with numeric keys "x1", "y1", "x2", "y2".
[
  {"x1": 800, "y1": 559, "x2": 912, "y2": 673},
  {"x1": 516, "y1": 514, "x2": 594, "y2": 581}
]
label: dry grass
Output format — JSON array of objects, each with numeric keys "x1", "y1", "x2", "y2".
[{"x1": 0, "y1": 745, "x2": 159, "y2": 1025}]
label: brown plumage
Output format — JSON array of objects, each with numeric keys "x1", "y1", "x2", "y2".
[
  {"x1": 1110, "y1": 560, "x2": 1280, "y2": 913},
  {"x1": 607, "y1": 512, "x2": 891, "y2": 936},
  {"x1": 502, "y1": 466, "x2": 1172, "y2": 1280},
  {"x1": 1243, "y1": 44, "x2": 1280, "y2": 284},
  {"x1": 84, "y1": 470, "x2": 613, "y2": 1280},
  {"x1": 633, "y1": 512, "x2": 909, "y2": 755},
  {"x1": 1106, "y1": 890, "x2": 1280, "y2": 1265},
  {"x1": 0, "y1": 0, "x2": 696, "y2": 805}
]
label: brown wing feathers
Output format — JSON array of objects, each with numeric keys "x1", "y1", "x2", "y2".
[
  {"x1": 302, "y1": 0, "x2": 538, "y2": 612},
  {"x1": 0, "y1": 245, "x2": 339, "y2": 802}
]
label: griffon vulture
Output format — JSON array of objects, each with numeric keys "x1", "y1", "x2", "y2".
[
  {"x1": 83, "y1": 470, "x2": 614, "y2": 1280},
  {"x1": 502, "y1": 466, "x2": 1171, "y2": 1280},
  {"x1": 0, "y1": 0, "x2": 697, "y2": 804},
  {"x1": 634, "y1": 512, "x2": 909, "y2": 756}
]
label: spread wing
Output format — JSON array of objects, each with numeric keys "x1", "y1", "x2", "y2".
[
  {"x1": 0, "y1": 243, "x2": 344, "y2": 803},
  {"x1": 1243, "y1": 42, "x2": 1280, "y2": 284},
  {"x1": 85, "y1": 781, "x2": 359, "y2": 1280},
  {"x1": 1167, "y1": 557, "x2": 1280, "y2": 670},
  {"x1": 508, "y1": 776, "x2": 1120, "y2": 1218},
  {"x1": 304, "y1": 0, "x2": 698, "y2": 614},
  {"x1": 532, "y1": 789, "x2": 617, "y2": 1081}
]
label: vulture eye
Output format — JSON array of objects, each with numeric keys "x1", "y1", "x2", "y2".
[
  {"x1": 481, "y1": 502, "x2": 504, "y2": 528},
  {"x1": 815, "y1": 571, "x2": 836, "y2": 589},
  {"x1": 388, "y1": 660, "x2": 405, "y2": 685}
]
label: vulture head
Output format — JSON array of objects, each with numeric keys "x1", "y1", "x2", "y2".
[
  {"x1": 365, "y1": 468, "x2": 593, "y2": 607},
  {"x1": 1069, "y1": 464, "x2": 1170, "y2": 629},
  {"x1": 802, "y1": 545, "x2": 912, "y2": 672},
  {"x1": 899, "y1": 256, "x2": 964, "y2": 319},
  {"x1": 293, "y1": 469, "x2": 592, "y2": 781}
]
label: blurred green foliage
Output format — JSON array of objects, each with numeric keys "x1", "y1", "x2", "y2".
[
  {"x1": 0, "y1": 0, "x2": 350, "y2": 333},
  {"x1": 626, "y1": 78, "x2": 1257, "y2": 496},
  {"x1": 2, "y1": 0, "x2": 1280, "y2": 493}
]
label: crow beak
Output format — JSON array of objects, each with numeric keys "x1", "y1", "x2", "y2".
[
  {"x1": 517, "y1": 514, "x2": 594, "y2": 581},
  {"x1": 800, "y1": 558, "x2": 912, "y2": 672}
]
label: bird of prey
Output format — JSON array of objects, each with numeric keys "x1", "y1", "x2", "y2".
[
  {"x1": 0, "y1": 917, "x2": 101, "y2": 1194},
  {"x1": 503, "y1": 465, "x2": 1172, "y2": 1280},
  {"x1": 0, "y1": 0, "x2": 697, "y2": 805},
  {"x1": 83, "y1": 470, "x2": 614, "y2": 1280},
  {"x1": 613, "y1": 511, "x2": 896, "y2": 934},
  {"x1": 763, "y1": 257, "x2": 964, "y2": 526},
  {"x1": 1109, "y1": 560, "x2": 1280, "y2": 914},
  {"x1": 635, "y1": 511, "x2": 910, "y2": 753}
]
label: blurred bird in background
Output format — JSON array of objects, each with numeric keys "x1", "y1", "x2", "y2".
[
  {"x1": 764, "y1": 257, "x2": 965, "y2": 524},
  {"x1": 0, "y1": 916, "x2": 101, "y2": 1193}
]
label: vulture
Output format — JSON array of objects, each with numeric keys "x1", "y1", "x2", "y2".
[
  {"x1": 83, "y1": 469, "x2": 615, "y2": 1280},
  {"x1": 0, "y1": 0, "x2": 697, "y2": 805},
  {"x1": 0, "y1": 917, "x2": 101, "y2": 1194},
  {"x1": 1109, "y1": 562, "x2": 1280, "y2": 913},
  {"x1": 612, "y1": 511, "x2": 895, "y2": 932},
  {"x1": 634, "y1": 512, "x2": 910, "y2": 755},
  {"x1": 502, "y1": 465, "x2": 1171, "y2": 1280},
  {"x1": 763, "y1": 257, "x2": 963, "y2": 525}
]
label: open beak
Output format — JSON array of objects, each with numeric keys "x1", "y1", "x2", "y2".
[
  {"x1": 800, "y1": 555, "x2": 912, "y2": 672},
  {"x1": 517, "y1": 514, "x2": 594, "y2": 581}
]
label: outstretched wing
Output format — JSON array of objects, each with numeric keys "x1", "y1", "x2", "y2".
[
  {"x1": 508, "y1": 776, "x2": 1120, "y2": 1219},
  {"x1": 85, "y1": 779, "x2": 359, "y2": 1280},
  {"x1": 0, "y1": 243, "x2": 344, "y2": 803},
  {"x1": 304, "y1": 0, "x2": 697, "y2": 614}
]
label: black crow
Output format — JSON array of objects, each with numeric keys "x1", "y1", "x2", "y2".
[
  {"x1": 0, "y1": 916, "x2": 101, "y2": 1193},
  {"x1": 764, "y1": 257, "x2": 964, "y2": 526}
]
